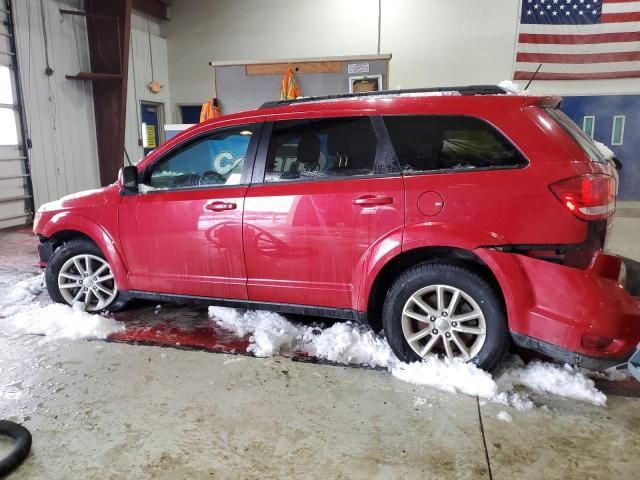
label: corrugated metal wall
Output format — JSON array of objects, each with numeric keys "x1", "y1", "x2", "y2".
[
  {"x1": 13, "y1": 0, "x2": 100, "y2": 211},
  {"x1": 125, "y1": 21, "x2": 171, "y2": 164}
]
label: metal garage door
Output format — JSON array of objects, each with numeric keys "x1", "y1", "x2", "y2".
[{"x1": 0, "y1": 1, "x2": 32, "y2": 230}]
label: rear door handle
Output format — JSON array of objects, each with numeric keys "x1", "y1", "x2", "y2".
[
  {"x1": 353, "y1": 195, "x2": 393, "y2": 207},
  {"x1": 206, "y1": 201, "x2": 237, "y2": 212}
]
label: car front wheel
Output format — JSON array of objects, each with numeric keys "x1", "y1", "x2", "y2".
[
  {"x1": 382, "y1": 261, "x2": 509, "y2": 371},
  {"x1": 45, "y1": 238, "x2": 128, "y2": 313}
]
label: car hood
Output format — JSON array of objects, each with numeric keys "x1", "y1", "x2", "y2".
[{"x1": 37, "y1": 184, "x2": 119, "y2": 213}]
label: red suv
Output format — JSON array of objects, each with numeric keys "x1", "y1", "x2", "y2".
[{"x1": 33, "y1": 86, "x2": 640, "y2": 371}]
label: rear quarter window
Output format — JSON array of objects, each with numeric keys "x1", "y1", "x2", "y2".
[
  {"x1": 382, "y1": 115, "x2": 528, "y2": 174},
  {"x1": 544, "y1": 108, "x2": 607, "y2": 163}
]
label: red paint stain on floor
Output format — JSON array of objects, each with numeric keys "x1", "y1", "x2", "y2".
[{"x1": 108, "y1": 320, "x2": 250, "y2": 354}]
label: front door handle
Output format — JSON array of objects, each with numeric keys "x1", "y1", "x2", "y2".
[
  {"x1": 206, "y1": 201, "x2": 237, "y2": 212},
  {"x1": 353, "y1": 195, "x2": 393, "y2": 207}
]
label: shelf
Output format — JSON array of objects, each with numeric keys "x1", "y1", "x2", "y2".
[{"x1": 66, "y1": 72, "x2": 122, "y2": 82}]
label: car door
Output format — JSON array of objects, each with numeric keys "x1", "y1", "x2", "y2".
[
  {"x1": 243, "y1": 115, "x2": 405, "y2": 310},
  {"x1": 118, "y1": 122, "x2": 262, "y2": 299}
]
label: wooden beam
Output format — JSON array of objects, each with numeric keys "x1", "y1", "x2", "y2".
[
  {"x1": 132, "y1": 0, "x2": 169, "y2": 21},
  {"x1": 85, "y1": 0, "x2": 132, "y2": 186},
  {"x1": 245, "y1": 61, "x2": 343, "y2": 76}
]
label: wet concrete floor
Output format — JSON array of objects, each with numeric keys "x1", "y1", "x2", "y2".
[{"x1": 1, "y1": 222, "x2": 639, "y2": 479}]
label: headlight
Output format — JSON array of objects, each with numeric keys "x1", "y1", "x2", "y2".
[
  {"x1": 32, "y1": 211, "x2": 42, "y2": 233},
  {"x1": 619, "y1": 260, "x2": 627, "y2": 287}
]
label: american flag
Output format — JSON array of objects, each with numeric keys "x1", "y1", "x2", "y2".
[{"x1": 514, "y1": 0, "x2": 640, "y2": 80}]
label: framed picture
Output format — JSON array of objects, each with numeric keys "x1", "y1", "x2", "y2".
[{"x1": 349, "y1": 75, "x2": 383, "y2": 93}]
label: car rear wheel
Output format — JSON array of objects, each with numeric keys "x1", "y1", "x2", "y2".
[
  {"x1": 382, "y1": 261, "x2": 509, "y2": 371},
  {"x1": 45, "y1": 238, "x2": 128, "y2": 313}
]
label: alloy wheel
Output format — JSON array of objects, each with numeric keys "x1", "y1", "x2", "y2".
[
  {"x1": 57, "y1": 254, "x2": 117, "y2": 312},
  {"x1": 401, "y1": 284, "x2": 487, "y2": 361}
]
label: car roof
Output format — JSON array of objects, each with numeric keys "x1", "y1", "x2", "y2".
[
  {"x1": 259, "y1": 85, "x2": 507, "y2": 109},
  {"x1": 207, "y1": 85, "x2": 547, "y2": 123}
]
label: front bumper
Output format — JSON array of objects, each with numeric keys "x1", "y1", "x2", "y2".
[{"x1": 479, "y1": 249, "x2": 640, "y2": 370}]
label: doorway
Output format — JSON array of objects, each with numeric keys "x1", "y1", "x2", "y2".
[{"x1": 141, "y1": 101, "x2": 165, "y2": 156}]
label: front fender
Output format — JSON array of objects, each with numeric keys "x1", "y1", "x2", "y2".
[{"x1": 39, "y1": 211, "x2": 131, "y2": 290}]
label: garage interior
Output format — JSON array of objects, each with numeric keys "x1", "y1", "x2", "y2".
[{"x1": 1, "y1": 0, "x2": 640, "y2": 478}]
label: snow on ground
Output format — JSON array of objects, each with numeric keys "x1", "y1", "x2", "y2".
[
  {"x1": 497, "y1": 410, "x2": 513, "y2": 423},
  {"x1": 0, "y1": 275, "x2": 123, "y2": 340},
  {"x1": 0, "y1": 274, "x2": 610, "y2": 407},
  {"x1": 392, "y1": 358, "x2": 498, "y2": 399},
  {"x1": 209, "y1": 306, "x2": 608, "y2": 409},
  {"x1": 412, "y1": 396, "x2": 427, "y2": 408}
]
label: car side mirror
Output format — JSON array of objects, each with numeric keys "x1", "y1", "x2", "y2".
[{"x1": 122, "y1": 166, "x2": 139, "y2": 190}]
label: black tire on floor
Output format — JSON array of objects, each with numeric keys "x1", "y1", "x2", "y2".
[
  {"x1": 45, "y1": 238, "x2": 129, "y2": 313},
  {"x1": 0, "y1": 420, "x2": 32, "y2": 477},
  {"x1": 382, "y1": 261, "x2": 510, "y2": 371}
]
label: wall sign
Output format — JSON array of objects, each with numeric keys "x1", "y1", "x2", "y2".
[{"x1": 347, "y1": 63, "x2": 369, "y2": 74}]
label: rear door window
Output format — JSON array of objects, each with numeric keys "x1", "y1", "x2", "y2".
[
  {"x1": 264, "y1": 117, "x2": 378, "y2": 182},
  {"x1": 382, "y1": 115, "x2": 528, "y2": 173}
]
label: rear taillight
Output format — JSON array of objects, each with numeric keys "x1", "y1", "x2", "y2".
[{"x1": 549, "y1": 174, "x2": 616, "y2": 220}]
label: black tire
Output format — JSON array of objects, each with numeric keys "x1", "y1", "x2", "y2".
[
  {"x1": 382, "y1": 261, "x2": 509, "y2": 371},
  {"x1": 0, "y1": 420, "x2": 32, "y2": 477},
  {"x1": 45, "y1": 238, "x2": 129, "y2": 313}
]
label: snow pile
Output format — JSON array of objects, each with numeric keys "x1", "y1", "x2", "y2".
[
  {"x1": 209, "y1": 306, "x2": 608, "y2": 408},
  {"x1": 211, "y1": 307, "x2": 302, "y2": 357},
  {"x1": 210, "y1": 306, "x2": 394, "y2": 366},
  {"x1": 593, "y1": 141, "x2": 615, "y2": 160},
  {"x1": 499, "y1": 361, "x2": 606, "y2": 406},
  {"x1": 0, "y1": 275, "x2": 123, "y2": 340},
  {"x1": 392, "y1": 358, "x2": 498, "y2": 399},
  {"x1": 0, "y1": 275, "x2": 44, "y2": 317},
  {"x1": 2, "y1": 302, "x2": 124, "y2": 340},
  {"x1": 498, "y1": 80, "x2": 529, "y2": 96}
]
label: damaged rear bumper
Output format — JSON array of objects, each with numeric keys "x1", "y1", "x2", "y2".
[{"x1": 477, "y1": 249, "x2": 640, "y2": 371}]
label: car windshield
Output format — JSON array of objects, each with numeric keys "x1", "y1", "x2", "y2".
[{"x1": 544, "y1": 108, "x2": 606, "y2": 164}]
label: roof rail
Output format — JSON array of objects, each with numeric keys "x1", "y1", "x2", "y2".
[{"x1": 259, "y1": 85, "x2": 507, "y2": 109}]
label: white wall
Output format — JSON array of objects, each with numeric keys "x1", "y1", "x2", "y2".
[
  {"x1": 125, "y1": 13, "x2": 172, "y2": 163},
  {"x1": 165, "y1": 0, "x2": 380, "y2": 106},
  {"x1": 13, "y1": 0, "x2": 100, "y2": 209},
  {"x1": 165, "y1": 0, "x2": 640, "y2": 107}
]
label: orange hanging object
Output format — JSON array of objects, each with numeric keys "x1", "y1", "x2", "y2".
[
  {"x1": 200, "y1": 99, "x2": 222, "y2": 122},
  {"x1": 280, "y1": 67, "x2": 301, "y2": 100}
]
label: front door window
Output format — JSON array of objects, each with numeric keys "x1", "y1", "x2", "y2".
[{"x1": 145, "y1": 126, "x2": 255, "y2": 190}]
